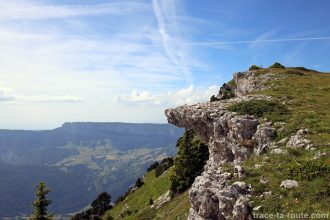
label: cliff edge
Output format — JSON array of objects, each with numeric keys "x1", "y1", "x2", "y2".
[{"x1": 165, "y1": 66, "x2": 330, "y2": 219}]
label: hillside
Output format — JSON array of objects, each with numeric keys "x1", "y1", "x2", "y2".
[
  {"x1": 0, "y1": 123, "x2": 183, "y2": 218},
  {"x1": 102, "y1": 168, "x2": 190, "y2": 220},
  {"x1": 105, "y1": 65, "x2": 330, "y2": 220}
]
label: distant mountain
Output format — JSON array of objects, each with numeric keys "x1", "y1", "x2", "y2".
[{"x1": 0, "y1": 122, "x2": 183, "y2": 218}]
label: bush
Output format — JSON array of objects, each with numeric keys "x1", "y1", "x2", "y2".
[
  {"x1": 135, "y1": 177, "x2": 144, "y2": 188},
  {"x1": 269, "y1": 62, "x2": 285, "y2": 69},
  {"x1": 155, "y1": 157, "x2": 174, "y2": 177},
  {"x1": 170, "y1": 130, "x2": 209, "y2": 194},
  {"x1": 147, "y1": 161, "x2": 159, "y2": 172},
  {"x1": 71, "y1": 192, "x2": 112, "y2": 219},
  {"x1": 227, "y1": 100, "x2": 289, "y2": 119},
  {"x1": 249, "y1": 64, "x2": 261, "y2": 70},
  {"x1": 286, "y1": 159, "x2": 329, "y2": 181}
]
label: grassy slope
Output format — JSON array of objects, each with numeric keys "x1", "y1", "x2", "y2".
[
  {"x1": 102, "y1": 168, "x2": 190, "y2": 220},
  {"x1": 104, "y1": 67, "x2": 330, "y2": 219},
  {"x1": 236, "y1": 68, "x2": 330, "y2": 215}
]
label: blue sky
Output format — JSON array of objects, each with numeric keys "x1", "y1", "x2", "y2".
[{"x1": 0, "y1": 0, "x2": 329, "y2": 129}]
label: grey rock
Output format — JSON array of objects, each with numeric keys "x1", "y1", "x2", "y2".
[
  {"x1": 165, "y1": 71, "x2": 283, "y2": 220},
  {"x1": 260, "y1": 176, "x2": 269, "y2": 184},
  {"x1": 287, "y1": 129, "x2": 313, "y2": 149},
  {"x1": 280, "y1": 180, "x2": 299, "y2": 189},
  {"x1": 234, "y1": 165, "x2": 245, "y2": 180},
  {"x1": 254, "y1": 123, "x2": 277, "y2": 155},
  {"x1": 151, "y1": 190, "x2": 171, "y2": 209},
  {"x1": 313, "y1": 152, "x2": 326, "y2": 160},
  {"x1": 262, "y1": 191, "x2": 272, "y2": 198},
  {"x1": 271, "y1": 148, "x2": 286, "y2": 154}
]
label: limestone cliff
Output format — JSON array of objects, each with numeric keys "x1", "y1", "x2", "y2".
[{"x1": 165, "y1": 71, "x2": 278, "y2": 219}]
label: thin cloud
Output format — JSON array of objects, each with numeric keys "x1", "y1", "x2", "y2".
[
  {"x1": 0, "y1": 2, "x2": 148, "y2": 20},
  {"x1": 118, "y1": 85, "x2": 218, "y2": 106},
  {"x1": 152, "y1": 0, "x2": 192, "y2": 83},
  {"x1": 21, "y1": 95, "x2": 83, "y2": 103},
  {"x1": 165, "y1": 36, "x2": 330, "y2": 47},
  {"x1": 0, "y1": 85, "x2": 83, "y2": 103}
]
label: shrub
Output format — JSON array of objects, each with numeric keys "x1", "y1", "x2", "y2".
[
  {"x1": 249, "y1": 64, "x2": 261, "y2": 70},
  {"x1": 269, "y1": 62, "x2": 285, "y2": 69},
  {"x1": 170, "y1": 130, "x2": 209, "y2": 194},
  {"x1": 286, "y1": 159, "x2": 330, "y2": 181},
  {"x1": 155, "y1": 157, "x2": 174, "y2": 177},
  {"x1": 135, "y1": 177, "x2": 144, "y2": 188},
  {"x1": 227, "y1": 100, "x2": 289, "y2": 119},
  {"x1": 147, "y1": 161, "x2": 159, "y2": 172}
]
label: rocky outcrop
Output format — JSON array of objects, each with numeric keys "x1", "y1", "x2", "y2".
[
  {"x1": 210, "y1": 83, "x2": 236, "y2": 102},
  {"x1": 151, "y1": 190, "x2": 171, "y2": 209},
  {"x1": 234, "y1": 71, "x2": 281, "y2": 97},
  {"x1": 287, "y1": 129, "x2": 314, "y2": 150},
  {"x1": 165, "y1": 70, "x2": 281, "y2": 220}
]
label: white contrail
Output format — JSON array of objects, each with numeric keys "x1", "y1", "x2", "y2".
[
  {"x1": 152, "y1": 0, "x2": 192, "y2": 83},
  {"x1": 170, "y1": 36, "x2": 330, "y2": 47}
]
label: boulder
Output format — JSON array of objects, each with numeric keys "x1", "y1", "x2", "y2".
[{"x1": 280, "y1": 180, "x2": 299, "y2": 189}]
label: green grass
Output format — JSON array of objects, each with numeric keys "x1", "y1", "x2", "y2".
[
  {"x1": 153, "y1": 191, "x2": 190, "y2": 220},
  {"x1": 102, "y1": 168, "x2": 190, "y2": 220},
  {"x1": 227, "y1": 99, "x2": 289, "y2": 122},
  {"x1": 104, "y1": 67, "x2": 330, "y2": 219},
  {"x1": 238, "y1": 68, "x2": 330, "y2": 216}
]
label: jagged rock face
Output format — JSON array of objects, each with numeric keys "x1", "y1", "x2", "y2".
[
  {"x1": 165, "y1": 102, "x2": 272, "y2": 220},
  {"x1": 165, "y1": 71, "x2": 279, "y2": 220},
  {"x1": 234, "y1": 71, "x2": 279, "y2": 97},
  {"x1": 210, "y1": 83, "x2": 236, "y2": 102}
]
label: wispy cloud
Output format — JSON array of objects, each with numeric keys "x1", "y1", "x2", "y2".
[
  {"x1": 0, "y1": 1, "x2": 148, "y2": 20},
  {"x1": 0, "y1": 85, "x2": 83, "y2": 103},
  {"x1": 152, "y1": 0, "x2": 192, "y2": 83},
  {"x1": 117, "y1": 85, "x2": 218, "y2": 106},
  {"x1": 163, "y1": 36, "x2": 330, "y2": 47},
  {"x1": 0, "y1": 86, "x2": 16, "y2": 102}
]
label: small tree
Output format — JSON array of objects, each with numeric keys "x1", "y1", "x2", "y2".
[
  {"x1": 269, "y1": 62, "x2": 285, "y2": 68},
  {"x1": 170, "y1": 130, "x2": 209, "y2": 194},
  {"x1": 249, "y1": 64, "x2": 261, "y2": 70},
  {"x1": 30, "y1": 182, "x2": 52, "y2": 220},
  {"x1": 135, "y1": 177, "x2": 144, "y2": 188},
  {"x1": 91, "y1": 192, "x2": 112, "y2": 216}
]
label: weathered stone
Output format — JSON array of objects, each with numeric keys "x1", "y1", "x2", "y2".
[
  {"x1": 210, "y1": 83, "x2": 236, "y2": 102},
  {"x1": 234, "y1": 165, "x2": 245, "y2": 180},
  {"x1": 254, "y1": 123, "x2": 277, "y2": 155},
  {"x1": 165, "y1": 71, "x2": 282, "y2": 220},
  {"x1": 280, "y1": 180, "x2": 299, "y2": 189},
  {"x1": 151, "y1": 190, "x2": 171, "y2": 209},
  {"x1": 261, "y1": 191, "x2": 272, "y2": 198},
  {"x1": 287, "y1": 129, "x2": 313, "y2": 149},
  {"x1": 270, "y1": 148, "x2": 286, "y2": 154},
  {"x1": 313, "y1": 152, "x2": 326, "y2": 160},
  {"x1": 234, "y1": 71, "x2": 282, "y2": 97},
  {"x1": 260, "y1": 176, "x2": 269, "y2": 184}
]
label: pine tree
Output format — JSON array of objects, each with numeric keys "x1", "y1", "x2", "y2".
[
  {"x1": 170, "y1": 129, "x2": 209, "y2": 193},
  {"x1": 30, "y1": 181, "x2": 52, "y2": 220}
]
